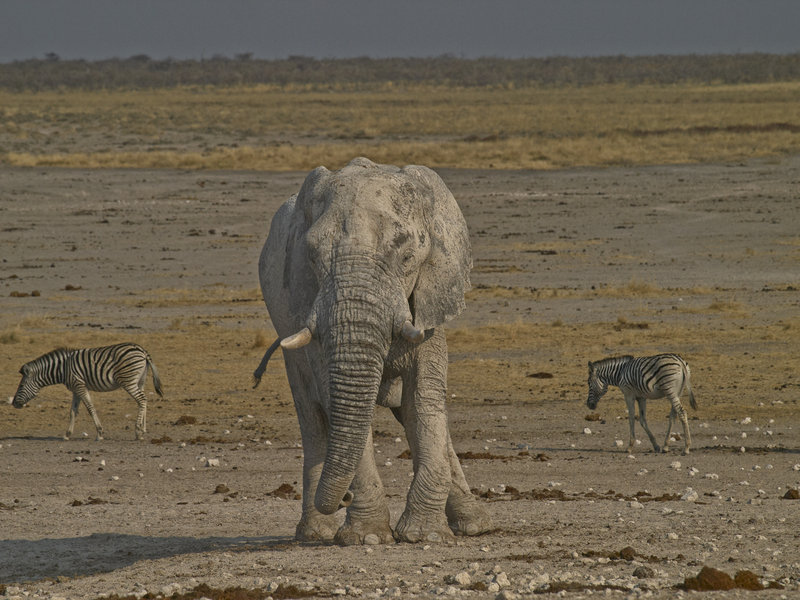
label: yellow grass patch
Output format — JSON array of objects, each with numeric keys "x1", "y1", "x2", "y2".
[{"x1": 3, "y1": 82, "x2": 800, "y2": 170}]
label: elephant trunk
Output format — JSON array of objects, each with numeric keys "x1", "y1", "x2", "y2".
[{"x1": 314, "y1": 285, "x2": 393, "y2": 515}]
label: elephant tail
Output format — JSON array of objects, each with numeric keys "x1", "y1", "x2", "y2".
[{"x1": 252, "y1": 337, "x2": 282, "y2": 389}]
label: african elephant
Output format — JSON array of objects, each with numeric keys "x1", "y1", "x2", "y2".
[{"x1": 255, "y1": 157, "x2": 492, "y2": 544}]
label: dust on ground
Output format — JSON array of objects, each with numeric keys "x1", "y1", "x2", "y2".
[{"x1": 0, "y1": 158, "x2": 798, "y2": 599}]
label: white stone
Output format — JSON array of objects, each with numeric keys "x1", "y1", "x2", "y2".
[
  {"x1": 681, "y1": 488, "x2": 699, "y2": 502},
  {"x1": 205, "y1": 458, "x2": 220, "y2": 467},
  {"x1": 494, "y1": 572, "x2": 510, "y2": 587},
  {"x1": 629, "y1": 501, "x2": 644, "y2": 509},
  {"x1": 583, "y1": 427, "x2": 592, "y2": 434},
  {"x1": 670, "y1": 461, "x2": 681, "y2": 470}
]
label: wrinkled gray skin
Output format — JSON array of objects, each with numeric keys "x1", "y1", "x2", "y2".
[{"x1": 257, "y1": 157, "x2": 492, "y2": 544}]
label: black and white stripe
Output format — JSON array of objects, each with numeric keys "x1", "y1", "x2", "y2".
[
  {"x1": 13, "y1": 343, "x2": 163, "y2": 440},
  {"x1": 587, "y1": 353, "x2": 696, "y2": 454}
]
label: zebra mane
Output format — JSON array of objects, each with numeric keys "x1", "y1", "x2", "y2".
[
  {"x1": 592, "y1": 355, "x2": 634, "y2": 369},
  {"x1": 27, "y1": 347, "x2": 74, "y2": 366}
]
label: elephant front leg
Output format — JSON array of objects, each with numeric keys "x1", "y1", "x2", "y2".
[
  {"x1": 444, "y1": 433, "x2": 493, "y2": 536},
  {"x1": 335, "y1": 429, "x2": 394, "y2": 545},
  {"x1": 394, "y1": 334, "x2": 454, "y2": 543},
  {"x1": 288, "y1": 361, "x2": 339, "y2": 542}
]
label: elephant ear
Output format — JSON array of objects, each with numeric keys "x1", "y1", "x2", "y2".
[{"x1": 403, "y1": 165, "x2": 472, "y2": 332}]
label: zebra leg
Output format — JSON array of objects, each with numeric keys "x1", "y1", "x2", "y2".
[
  {"x1": 79, "y1": 388, "x2": 104, "y2": 441},
  {"x1": 624, "y1": 394, "x2": 637, "y2": 453},
  {"x1": 671, "y1": 396, "x2": 692, "y2": 455},
  {"x1": 663, "y1": 407, "x2": 676, "y2": 452},
  {"x1": 636, "y1": 398, "x2": 661, "y2": 453},
  {"x1": 66, "y1": 392, "x2": 82, "y2": 440},
  {"x1": 123, "y1": 385, "x2": 148, "y2": 440}
]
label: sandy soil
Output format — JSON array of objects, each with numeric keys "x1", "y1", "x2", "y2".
[{"x1": 0, "y1": 158, "x2": 799, "y2": 599}]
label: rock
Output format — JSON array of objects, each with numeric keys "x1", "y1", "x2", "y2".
[
  {"x1": 733, "y1": 570, "x2": 764, "y2": 590},
  {"x1": 619, "y1": 546, "x2": 636, "y2": 561},
  {"x1": 633, "y1": 566, "x2": 655, "y2": 578},
  {"x1": 496, "y1": 591, "x2": 519, "y2": 600},
  {"x1": 670, "y1": 461, "x2": 681, "y2": 470},
  {"x1": 445, "y1": 571, "x2": 471, "y2": 586},
  {"x1": 205, "y1": 458, "x2": 220, "y2": 467},
  {"x1": 681, "y1": 487, "x2": 698, "y2": 502},
  {"x1": 682, "y1": 566, "x2": 735, "y2": 591},
  {"x1": 493, "y1": 572, "x2": 510, "y2": 587},
  {"x1": 628, "y1": 500, "x2": 644, "y2": 508},
  {"x1": 783, "y1": 488, "x2": 799, "y2": 499}
]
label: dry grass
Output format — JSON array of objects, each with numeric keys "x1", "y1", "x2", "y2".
[
  {"x1": 110, "y1": 285, "x2": 261, "y2": 308},
  {"x1": 3, "y1": 82, "x2": 800, "y2": 170},
  {"x1": 466, "y1": 281, "x2": 716, "y2": 301}
]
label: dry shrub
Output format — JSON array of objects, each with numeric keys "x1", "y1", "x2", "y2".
[
  {"x1": 0, "y1": 326, "x2": 23, "y2": 344},
  {"x1": 252, "y1": 331, "x2": 272, "y2": 349}
]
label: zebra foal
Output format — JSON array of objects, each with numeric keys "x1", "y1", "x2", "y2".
[
  {"x1": 586, "y1": 353, "x2": 697, "y2": 455},
  {"x1": 12, "y1": 342, "x2": 163, "y2": 441}
]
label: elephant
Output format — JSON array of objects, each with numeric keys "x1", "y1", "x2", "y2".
[{"x1": 254, "y1": 157, "x2": 493, "y2": 544}]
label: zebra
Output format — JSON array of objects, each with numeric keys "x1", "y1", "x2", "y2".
[
  {"x1": 586, "y1": 353, "x2": 696, "y2": 455},
  {"x1": 12, "y1": 343, "x2": 163, "y2": 441}
]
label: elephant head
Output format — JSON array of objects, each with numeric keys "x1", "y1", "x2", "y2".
[{"x1": 280, "y1": 157, "x2": 471, "y2": 515}]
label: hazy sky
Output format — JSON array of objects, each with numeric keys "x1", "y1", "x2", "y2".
[{"x1": 2, "y1": 0, "x2": 799, "y2": 62}]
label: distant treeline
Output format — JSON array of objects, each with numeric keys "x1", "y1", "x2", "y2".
[{"x1": 3, "y1": 53, "x2": 800, "y2": 90}]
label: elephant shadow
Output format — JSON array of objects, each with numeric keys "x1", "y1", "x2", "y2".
[{"x1": 0, "y1": 533, "x2": 291, "y2": 583}]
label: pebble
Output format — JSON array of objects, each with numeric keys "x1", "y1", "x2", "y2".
[
  {"x1": 670, "y1": 461, "x2": 681, "y2": 470},
  {"x1": 449, "y1": 571, "x2": 471, "y2": 586},
  {"x1": 583, "y1": 427, "x2": 592, "y2": 435},
  {"x1": 629, "y1": 500, "x2": 644, "y2": 509},
  {"x1": 633, "y1": 566, "x2": 655, "y2": 578},
  {"x1": 205, "y1": 458, "x2": 220, "y2": 467}
]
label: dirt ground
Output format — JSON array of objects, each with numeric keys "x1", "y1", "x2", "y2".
[{"x1": 0, "y1": 158, "x2": 798, "y2": 599}]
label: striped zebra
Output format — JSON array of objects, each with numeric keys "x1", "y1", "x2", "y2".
[
  {"x1": 12, "y1": 343, "x2": 163, "y2": 441},
  {"x1": 587, "y1": 353, "x2": 697, "y2": 455}
]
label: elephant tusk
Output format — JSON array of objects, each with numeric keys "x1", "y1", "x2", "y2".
[
  {"x1": 401, "y1": 320, "x2": 425, "y2": 343},
  {"x1": 281, "y1": 327, "x2": 312, "y2": 350}
]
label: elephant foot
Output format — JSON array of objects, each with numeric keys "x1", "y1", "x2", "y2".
[
  {"x1": 334, "y1": 519, "x2": 395, "y2": 546},
  {"x1": 446, "y1": 493, "x2": 493, "y2": 536},
  {"x1": 394, "y1": 511, "x2": 455, "y2": 544},
  {"x1": 295, "y1": 514, "x2": 339, "y2": 542}
]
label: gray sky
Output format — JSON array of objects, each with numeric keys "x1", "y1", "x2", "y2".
[{"x1": 2, "y1": 0, "x2": 799, "y2": 62}]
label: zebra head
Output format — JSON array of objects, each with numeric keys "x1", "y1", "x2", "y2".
[
  {"x1": 586, "y1": 361, "x2": 608, "y2": 410},
  {"x1": 12, "y1": 363, "x2": 41, "y2": 408}
]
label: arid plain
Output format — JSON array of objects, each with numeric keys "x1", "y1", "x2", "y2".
[{"x1": 1, "y1": 155, "x2": 798, "y2": 599}]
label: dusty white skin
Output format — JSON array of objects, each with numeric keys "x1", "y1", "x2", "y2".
[{"x1": 257, "y1": 157, "x2": 492, "y2": 544}]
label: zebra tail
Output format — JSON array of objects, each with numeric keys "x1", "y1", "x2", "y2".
[
  {"x1": 684, "y1": 361, "x2": 697, "y2": 410},
  {"x1": 147, "y1": 356, "x2": 164, "y2": 397},
  {"x1": 252, "y1": 337, "x2": 282, "y2": 389}
]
